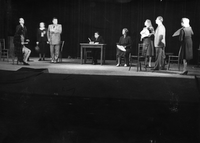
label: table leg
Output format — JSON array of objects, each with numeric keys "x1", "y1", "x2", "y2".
[
  {"x1": 84, "y1": 48, "x2": 86, "y2": 64},
  {"x1": 80, "y1": 47, "x2": 83, "y2": 64},
  {"x1": 100, "y1": 47, "x2": 103, "y2": 65},
  {"x1": 103, "y1": 46, "x2": 105, "y2": 64}
]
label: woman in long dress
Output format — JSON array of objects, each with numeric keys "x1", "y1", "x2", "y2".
[
  {"x1": 179, "y1": 18, "x2": 194, "y2": 75},
  {"x1": 140, "y1": 19, "x2": 154, "y2": 67},
  {"x1": 116, "y1": 28, "x2": 132, "y2": 67},
  {"x1": 36, "y1": 22, "x2": 48, "y2": 61}
]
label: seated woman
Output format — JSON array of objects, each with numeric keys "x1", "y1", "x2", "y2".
[{"x1": 116, "y1": 28, "x2": 132, "y2": 67}]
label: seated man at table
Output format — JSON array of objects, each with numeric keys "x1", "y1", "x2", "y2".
[{"x1": 89, "y1": 31, "x2": 104, "y2": 65}]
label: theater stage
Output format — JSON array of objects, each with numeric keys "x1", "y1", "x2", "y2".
[
  {"x1": 0, "y1": 57, "x2": 200, "y2": 76},
  {"x1": 0, "y1": 58, "x2": 200, "y2": 143}
]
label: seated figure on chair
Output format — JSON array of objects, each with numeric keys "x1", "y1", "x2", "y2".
[
  {"x1": 89, "y1": 31, "x2": 104, "y2": 65},
  {"x1": 140, "y1": 19, "x2": 154, "y2": 68},
  {"x1": 21, "y1": 35, "x2": 31, "y2": 65},
  {"x1": 13, "y1": 18, "x2": 31, "y2": 65},
  {"x1": 116, "y1": 28, "x2": 132, "y2": 67}
]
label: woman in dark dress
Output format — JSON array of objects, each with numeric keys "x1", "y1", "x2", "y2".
[
  {"x1": 140, "y1": 19, "x2": 154, "y2": 67},
  {"x1": 36, "y1": 22, "x2": 48, "y2": 61},
  {"x1": 116, "y1": 28, "x2": 132, "y2": 67},
  {"x1": 179, "y1": 18, "x2": 194, "y2": 75}
]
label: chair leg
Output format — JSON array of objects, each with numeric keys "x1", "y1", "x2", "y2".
[
  {"x1": 167, "y1": 57, "x2": 171, "y2": 70},
  {"x1": 178, "y1": 60, "x2": 180, "y2": 71},
  {"x1": 128, "y1": 58, "x2": 132, "y2": 71}
]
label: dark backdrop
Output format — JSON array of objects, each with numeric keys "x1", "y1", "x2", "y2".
[{"x1": 1, "y1": 0, "x2": 200, "y2": 62}]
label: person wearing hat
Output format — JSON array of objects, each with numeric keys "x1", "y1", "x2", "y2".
[{"x1": 116, "y1": 28, "x2": 132, "y2": 67}]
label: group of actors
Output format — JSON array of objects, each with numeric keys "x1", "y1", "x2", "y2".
[
  {"x1": 13, "y1": 17, "x2": 62, "y2": 65},
  {"x1": 89, "y1": 16, "x2": 193, "y2": 75},
  {"x1": 115, "y1": 16, "x2": 193, "y2": 75},
  {"x1": 13, "y1": 16, "x2": 193, "y2": 75}
]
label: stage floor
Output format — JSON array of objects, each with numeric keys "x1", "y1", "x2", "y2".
[
  {"x1": 0, "y1": 57, "x2": 200, "y2": 143},
  {"x1": 0, "y1": 57, "x2": 200, "y2": 78}
]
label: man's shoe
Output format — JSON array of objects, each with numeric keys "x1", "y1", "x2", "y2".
[{"x1": 38, "y1": 58, "x2": 42, "y2": 61}]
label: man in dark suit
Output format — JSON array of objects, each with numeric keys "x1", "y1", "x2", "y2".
[{"x1": 90, "y1": 32, "x2": 104, "y2": 65}]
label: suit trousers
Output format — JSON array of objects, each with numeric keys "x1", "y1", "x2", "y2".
[
  {"x1": 50, "y1": 44, "x2": 60, "y2": 61},
  {"x1": 154, "y1": 47, "x2": 165, "y2": 70}
]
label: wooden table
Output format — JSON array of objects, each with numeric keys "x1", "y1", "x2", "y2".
[{"x1": 80, "y1": 43, "x2": 106, "y2": 65}]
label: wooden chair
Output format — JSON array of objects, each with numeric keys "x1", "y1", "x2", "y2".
[
  {"x1": 129, "y1": 43, "x2": 146, "y2": 71},
  {"x1": 167, "y1": 46, "x2": 182, "y2": 71},
  {"x1": 0, "y1": 39, "x2": 9, "y2": 62},
  {"x1": 59, "y1": 41, "x2": 65, "y2": 62}
]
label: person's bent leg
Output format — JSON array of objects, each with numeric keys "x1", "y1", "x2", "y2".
[
  {"x1": 23, "y1": 47, "x2": 31, "y2": 63},
  {"x1": 149, "y1": 57, "x2": 152, "y2": 67},
  {"x1": 124, "y1": 50, "x2": 130, "y2": 66}
]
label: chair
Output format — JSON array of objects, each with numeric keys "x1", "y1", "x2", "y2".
[
  {"x1": 129, "y1": 43, "x2": 146, "y2": 71},
  {"x1": 167, "y1": 46, "x2": 182, "y2": 71},
  {"x1": 59, "y1": 41, "x2": 65, "y2": 62},
  {"x1": 0, "y1": 39, "x2": 9, "y2": 61}
]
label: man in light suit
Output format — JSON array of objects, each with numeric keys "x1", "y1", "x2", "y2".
[
  {"x1": 153, "y1": 16, "x2": 166, "y2": 70},
  {"x1": 47, "y1": 17, "x2": 62, "y2": 63}
]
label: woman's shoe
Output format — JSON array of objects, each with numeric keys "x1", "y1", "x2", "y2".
[
  {"x1": 23, "y1": 61, "x2": 29, "y2": 65},
  {"x1": 180, "y1": 71, "x2": 188, "y2": 75},
  {"x1": 116, "y1": 63, "x2": 120, "y2": 67},
  {"x1": 38, "y1": 58, "x2": 42, "y2": 61}
]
